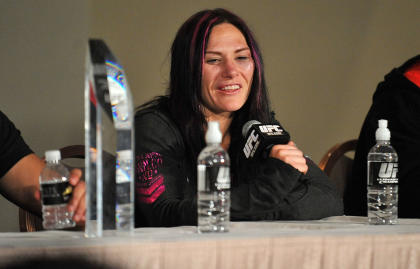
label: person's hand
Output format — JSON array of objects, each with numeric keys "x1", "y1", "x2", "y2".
[
  {"x1": 34, "y1": 168, "x2": 86, "y2": 226},
  {"x1": 67, "y1": 168, "x2": 86, "y2": 226},
  {"x1": 269, "y1": 141, "x2": 308, "y2": 174}
]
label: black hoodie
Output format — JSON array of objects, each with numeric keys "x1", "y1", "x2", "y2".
[
  {"x1": 134, "y1": 101, "x2": 343, "y2": 227},
  {"x1": 345, "y1": 55, "x2": 420, "y2": 217}
]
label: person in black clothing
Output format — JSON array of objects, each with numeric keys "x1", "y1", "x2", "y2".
[
  {"x1": 0, "y1": 110, "x2": 86, "y2": 225},
  {"x1": 134, "y1": 8, "x2": 343, "y2": 227},
  {"x1": 345, "y1": 55, "x2": 420, "y2": 217}
]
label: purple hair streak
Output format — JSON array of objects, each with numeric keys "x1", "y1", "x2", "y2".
[
  {"x1": 190, "y1": 12, "x2": 211, "y2": 68},
  {"x1": 200, "y1": 17, "x2": 219, "y2": 68}
]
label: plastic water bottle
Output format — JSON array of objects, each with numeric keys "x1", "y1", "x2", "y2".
[
  {"x1": 39, "y1": 150, "x2": 76, "y2": 229},
  {"x1": 115, "y1": 149, "x2": 134, "y2": 232},
  {"x1": 367, "y1": 119, "x2": 398, "y2": 225},
  {"x1": 197, "y1": 121, "x2": 230, "y2": 233}
]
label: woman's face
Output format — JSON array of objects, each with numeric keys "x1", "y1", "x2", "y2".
[{"x1": 200, "y1": 23, "x2": 254, "y2": 119}]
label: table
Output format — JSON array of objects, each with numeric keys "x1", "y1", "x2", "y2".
[{"x1": 1, "y1": 216, "x2": 420, "y2": 269}]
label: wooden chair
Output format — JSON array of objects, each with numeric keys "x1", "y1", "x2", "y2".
[
  {"x1": 19, "y1": 145, "x2": 85, "y2": 232},
  {"x1": 318, "y1": 139, "x2": 358, "y2": 197}
]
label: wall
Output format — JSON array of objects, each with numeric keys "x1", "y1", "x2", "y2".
[
  {"x1": 0, "y1": 0, "x2": 88, "y2": 231},
  {"x1": 0, "y1": 0, "x2": 418, "y2": 231},
  {"x1": 89, "y1": 0, "x2": 419, "y2": 160}
]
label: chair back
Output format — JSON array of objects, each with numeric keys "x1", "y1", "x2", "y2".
[
  {"x1": 19, "y1": 145, "x2": 85, "y2": 232},
  {"x1": 318, "y1": 139, "x2": 357, "y2": 197}
]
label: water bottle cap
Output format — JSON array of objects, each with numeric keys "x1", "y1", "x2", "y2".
[
  {"x1": 45, "y1": 150, "x2": 61, "y2": 161},
  {"x1": 206, "y1": 121, "x2": 222, "y2": 144},
  {"x1": 376, "y1": 119, "x2": 391, "y2": 141},
  {"x1": 378, "y1": 119, "x2": 387, "y2": 128},
  {"x1": 117, "y1": 149, "x2": 132, "y2": 160}
]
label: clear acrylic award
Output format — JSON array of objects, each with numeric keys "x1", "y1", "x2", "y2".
[{"x1": 84, "y1": 39, "x2": 134, "y2": 237}]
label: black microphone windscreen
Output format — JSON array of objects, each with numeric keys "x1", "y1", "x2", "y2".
[{"x1": 242, "y1": 120, "x2": 261, "y2": 137}]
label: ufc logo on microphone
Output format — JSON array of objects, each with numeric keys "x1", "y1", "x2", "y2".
[
  {"x1": 259, "y1": 125, "x2": 281, "y2": 133},
  {"x1": 243, "y1": 130, "x2": 259, "y2": 158},
  {"x1": 378, "y1": 163, "x2": 398, "y2": 178}
]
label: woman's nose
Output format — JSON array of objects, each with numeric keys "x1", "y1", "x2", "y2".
[{"x1": 222, "y1": 59, "x2": 239, "y2": 78}]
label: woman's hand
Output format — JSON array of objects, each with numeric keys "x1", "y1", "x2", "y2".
[{"x1": 269, "y1": 141, "x2": 308, "y2": 174}]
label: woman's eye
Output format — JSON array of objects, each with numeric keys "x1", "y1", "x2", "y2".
[
  {"x1": 237, "y1": 56, "x2": 250, "y2": 61},
  {"x1": 206, "y1": 58, "x2": 220, "y2": 64}
]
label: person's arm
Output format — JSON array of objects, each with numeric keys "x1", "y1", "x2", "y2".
[
  {"x1": 0, "y1": 111, "x2": 85, "y2": 225},
  {"x1": 231, "y1": 155, "x2": 343, "y2": 221},
  {"x1": 0, "y1": 153, "x2": 86, "y2": 225},
  {"x1": 135, "y1": 110, "x2": 196, "y2": 227},
  {"x1": 0, "y1": 153, "x2": 44, "y2": 216}
]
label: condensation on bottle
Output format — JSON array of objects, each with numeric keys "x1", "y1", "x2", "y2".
[
  {"x1": 197, "y1": 121, "x2": 231, "y2": 233},
  {"x1": 367, "y1": 119, "x2": 398, "y2": 225},
  {"x1": 39, "y1": 150, "x2": 76, "y2": 230}
]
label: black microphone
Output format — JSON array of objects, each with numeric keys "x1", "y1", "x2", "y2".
[{"x1": 242, "y1": 120, "x2": 290, "y2": 160}]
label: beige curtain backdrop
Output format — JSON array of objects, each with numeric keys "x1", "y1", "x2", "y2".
[{"x1": 0, "y1": 0, "x2": 419, "y2": 231}]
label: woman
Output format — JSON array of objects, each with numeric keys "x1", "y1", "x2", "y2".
[{"x1": 134, "y1": 8, "x2": 343, "y2": 227}]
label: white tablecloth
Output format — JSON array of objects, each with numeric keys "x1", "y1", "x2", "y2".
[{"x1": 1, "y1": 216, "x2": 420, "y2": 269}]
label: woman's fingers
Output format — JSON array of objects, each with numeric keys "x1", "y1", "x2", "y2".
[{"x1": 270, "y1": 141, "x2": 308, "y2": 174}]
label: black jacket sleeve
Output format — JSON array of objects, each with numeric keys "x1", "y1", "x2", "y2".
[
  {"x1": 231, "y1": 157, "x2": 343, "y2": 220},
  {"x1": 134, "y1": 110, "x2": 197, "y2": 227},
  {"x1": 0, "y1": 111, "x2": 33, "y2": 179}
]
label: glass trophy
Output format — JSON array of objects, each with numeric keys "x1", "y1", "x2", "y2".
[{"x1": 84, "y1": 39, "x2": 134, "y2": 237}]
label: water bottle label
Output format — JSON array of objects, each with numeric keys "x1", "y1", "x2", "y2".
[
  {"x1": 197, "y1": 165, "x2": 230, "y2": 191},
  {"x1": 216, "y1": 167, "x2": 230, "y2": 190},
  {"x1": 116, "y1": 182, "x2": 131, "y2": 204},
  {"x1": 198, "y1": 165, "x2": 206, "y2": 191},
  {"x1": 41, "y1": 181, "x2": 73, "y2": 205},
  {"x1": 369, "y1": 162, "x2": 398, "y2": 185}
]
